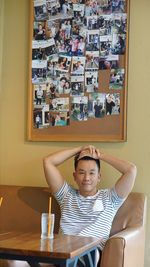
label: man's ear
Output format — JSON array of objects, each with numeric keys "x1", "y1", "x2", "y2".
[
  {"x1": 73, "y1": 171, "x2": 76, "y2": 181},
  {"x1": 98, "y1": 172, "x2": 101, "y2": 182}
]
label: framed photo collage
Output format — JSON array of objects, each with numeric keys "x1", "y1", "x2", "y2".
[{"x1": 28, "y1": 0, "x2": 129, "y2": 141}]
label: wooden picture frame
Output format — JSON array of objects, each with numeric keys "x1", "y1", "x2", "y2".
[{"x1": 28, "y1": 0, "x2": 129, "y2": 142}]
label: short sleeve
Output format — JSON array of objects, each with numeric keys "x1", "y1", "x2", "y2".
[
  {"x1": 109, "y1": 187, "x2": 126, "y2": 209},
  {"x1": 54, "y1": 182, "x2": 70, "y2": 204}
]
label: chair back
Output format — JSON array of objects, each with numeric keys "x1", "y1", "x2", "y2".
[{"x1": 110, "y1": 192, "x2": 147, "y2": 236}]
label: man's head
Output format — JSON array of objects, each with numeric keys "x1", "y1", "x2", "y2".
[
  {"x1": 73, "y1": 152, "x2": 101, "y2": 196},
  {"x1": 74, "y1": 153, "x2": 100, "y2": 171}
]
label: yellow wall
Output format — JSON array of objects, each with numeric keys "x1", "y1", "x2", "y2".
[{"x1": 0, "y1": 0, "x2": 150, "y2": 266}]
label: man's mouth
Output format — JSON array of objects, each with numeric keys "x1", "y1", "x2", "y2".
[{"x1": 82, "y1": 182, "x2": 92, "y2": 185}]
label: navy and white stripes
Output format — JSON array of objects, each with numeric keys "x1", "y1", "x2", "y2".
[{"x1": 54, "y1": 182, "x2": 125, "y2": 250}]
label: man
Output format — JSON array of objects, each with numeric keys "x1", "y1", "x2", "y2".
[
  {"x1": 43, "y1": 145, "x2": 136, "y2": 263},
  {"x1": 36, "y1": 86, "x2": 43, "y2": 105},
  {"x1": 94, "y1": 99, "x2": 103, "y2": 118},
  {"x1": 79, "y1": 99, "x2": 85, "y2": 120},
  {"x1": 106, "y1": 93, "x2": 115, "y2": 115},
  {"x1": 35, "y1": 113, "x2": 41, "y2": 128}
]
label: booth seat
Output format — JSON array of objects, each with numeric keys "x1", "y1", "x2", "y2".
[{"x1": 0, "y1": 185, "x2": 147, "y2": 267}]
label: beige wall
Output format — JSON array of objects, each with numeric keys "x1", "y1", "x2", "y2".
[{"x1": 0, "y1": 0, "x2": 150, "y2": 266}]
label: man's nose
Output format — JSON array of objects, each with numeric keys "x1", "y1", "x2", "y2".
[{"x1": 83, "y1": 173, "x2": 90, "y2": 180}]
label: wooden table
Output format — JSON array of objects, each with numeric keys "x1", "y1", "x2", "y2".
[{"x1": 0, "y1": 232, "x2": 101, "y2": 267}]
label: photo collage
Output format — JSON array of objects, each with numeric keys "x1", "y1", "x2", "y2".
[{"x1": 32, "y1": 0, "x2": 127, "y2": 129}]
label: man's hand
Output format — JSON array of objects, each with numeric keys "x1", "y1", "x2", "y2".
[{"x1": 79, "y1": 145, "x2": 100, "y2": 160}]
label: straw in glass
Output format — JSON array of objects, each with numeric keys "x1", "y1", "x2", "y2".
[
  {"x1": 48, "y1": 197, "x2": 51, "y2": 237},
  {"x1": 0, "y1": 197, "x2": 3, "y2": 207}
]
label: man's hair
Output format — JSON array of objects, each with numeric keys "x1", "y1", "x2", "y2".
[{"x1": 74, "y1": 154, "x2": 100, "y2": 172}]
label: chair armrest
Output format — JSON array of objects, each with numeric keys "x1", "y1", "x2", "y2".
[{"x1": 100, "y1": 227, "x2": 145, "y2": 267}]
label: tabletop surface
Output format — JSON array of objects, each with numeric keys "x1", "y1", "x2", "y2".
[{"x1": 0, "y1": 232, "x2": 101, "y2": 259}]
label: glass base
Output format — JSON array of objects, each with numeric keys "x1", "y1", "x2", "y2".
[{"x1": 41, "y1": 234, "x2": 54, "y2": 239}]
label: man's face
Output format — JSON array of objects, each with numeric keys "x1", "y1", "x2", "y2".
[{"x1": 73, "y1": 159, "x2": 100, "y2": 197}]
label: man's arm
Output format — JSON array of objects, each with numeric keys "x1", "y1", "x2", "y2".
[
  {"x1": 43, "y1": 147, "x2": 82, "y2": 193},
  {"x1": 98, "y1": 151, "x2": 137, "y2": 198}
]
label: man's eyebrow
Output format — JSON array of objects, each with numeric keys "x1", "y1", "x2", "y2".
[
  {"x1": 77, "y1": 168, "x2": 96, "y2": 172},
  {"x1": 77, "y1": 168, "x2": 85, "y2": 171}
]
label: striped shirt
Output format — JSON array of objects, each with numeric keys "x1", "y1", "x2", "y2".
[{"x1": 54, "y1": 182, "x2": 125, "y2": 250}]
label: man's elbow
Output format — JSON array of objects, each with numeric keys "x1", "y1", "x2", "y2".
[
  {"x1": 43, "y1": 156, "x2": 49, "y2": 168},
  {"x1": 129, "y1": 163, "x2": 137, "y2": 181}
]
